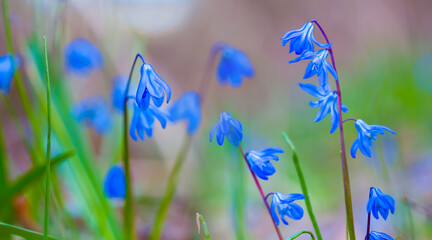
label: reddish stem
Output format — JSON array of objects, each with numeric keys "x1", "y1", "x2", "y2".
[{"x1": 239, "y1": 145, "x2": 283, "y2": 240}]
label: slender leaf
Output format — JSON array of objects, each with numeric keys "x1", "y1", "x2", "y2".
[
  {"x1": 196, "y1": 213, "x2": 211, "y2": 240},
  {"x1": 0, "y1": 222, "x2": 60, "y2": 240}
]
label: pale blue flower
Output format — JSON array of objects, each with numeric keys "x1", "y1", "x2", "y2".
[
  {"x1": 217, "y1": 45, "x2": 254, "y2": 88},
  {"x1": 350, "y1": 119, "x2": 396, "y2": 158},
  {"x1": 281, "y1": 22, "x2": 331, "y2": 55},
  {"x1": 0, "y1": 53, "x2": 19, "y2": 94},
  {"x1": 168, "y1": 91, "x2": 201, "y2": 134},
  {"x1": 369, "y1": 231, "x2": 394, "y2": 240},
  {"x1": 245, "y1": 147, "x2": 284, "y2": 180},
  {"x1": 111, "y1": 74, "x2": 136, "y2": 112},
  {"x1": 367, "y1": 187, "x2": 395, "y2": 220},
  {"x1": 71, "y1": 96, "x2": 112, "y2": 135},
  {"x1": 129, "y1": 102, "x2": 169, "y2": 141},
  {"x1": 290, "y1": 49, "x2": 338, "y2": 80},
  {"x1": 135, "y1": 63, "x2": 171, "y2": 111},
  {"x1": 299, "y1": 81, "x2": 348, "y2": 133},
  {"x1": 270, "y1": 192, "x2": 305, "y2": 225},
  {"x1": 64, "y1": 38, "x2": 103, "y2": 77},
  {"x1": 209, "y1": 111, "x2": 243, "y2": 146},
  {"x1": 103, "y1": 165, "x2": 126, "y2": 199}
]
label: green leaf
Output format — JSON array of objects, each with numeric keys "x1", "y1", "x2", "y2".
[
  {"x1": 0, "y1": 222, "x2": 60, "y2": 240},
  {"x1": 196, "y1": 213, "x2": 211, "y2": 240}
]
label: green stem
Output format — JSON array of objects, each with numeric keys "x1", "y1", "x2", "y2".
[
  {"x1": 282, "y1": 133, "x2": 322, "y2": 240},
  {"x1": 42, "y1": 36, "x2": 52, "y2": 240},
  {"x1": 149, "y1": 136, "x2": 192, "y2": 240},
  {"x1": 233, "y1": 148, "x2": 246, "y2": 239},
  {"x1": 288, "y1": 230, "x2": 316, "y2": 240},
  {"x1": 0, "y1": 109, "x2": 8, "y2": 190}
]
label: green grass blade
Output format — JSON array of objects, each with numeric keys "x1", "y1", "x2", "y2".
[
  {"x1": 0, "y1": 109, "x2": 8, "y2": 190},
  {"x1": 287, "y1": 230, "x2": 315, "y2": 240},
  {"x1": 196, "y1": 213, "x2": 211, "y2": 240},
  {"x1": 42, "y1": 36, "x2": 52, "y2": 240},
  {"x1": 0, "y1": 222, "x2": 60, "y2": 240}
]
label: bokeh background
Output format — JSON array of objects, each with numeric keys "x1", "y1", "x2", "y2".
[{"x1": 1, "y1": 0, "x2": 432, "y2": 239}]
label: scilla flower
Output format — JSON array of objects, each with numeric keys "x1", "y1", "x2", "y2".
[
  {"x1": 111, "y1": 74, "x2": 136, "y2": 112},
  {"x1": 245, "y1": 147, "x2": 284, "y2": 180},
  {"x1": 129, "y1": 102, "x2": 169, "y2": 141},
  {"x1": 281, "y1": 22, "x2": 331, "y2": 55},
  {"x1": 299, "y1": 81, "x2": 348, "y2": 134},
  {"x1": 350, "y1": 119, "x2": 396, "y2": 158},
  {"x1": 168, "y1": 91, "x2": 201, "y2": 134},
  {"x1": 367, "y1": 187, "x2": 395, "y2": 220},
  {"x1": 71, "y1": 96, "x2": 112, "y2": 135},
  {"x1": 209, "y1": 111, "x2": 243, "y2": 146},
  {"x1": 216, "y1": 45, "x2": 254, "y2": 88},
  {"x1": 290, "y1": 49, "x2": 338, "y2": 80},
  {"x1": 0, "y1": 53, "x2": 17, "y2": 94},
  {"x1": 368, "y1": 231, "x2": 394, "y2": 240},
  {"x1": 270, "y1": 192, "x2": 305, "y2": 225},
  {"x1": 64, "y1": 38, "x2": 104, "y2": 77},
  {"x1": 135, "y1": 63, "x2": 171, "y2": 111},
  {"x1": 103, "y1": 165, "x2": 126, "y2": 199}
]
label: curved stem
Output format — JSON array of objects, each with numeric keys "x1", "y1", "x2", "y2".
[
  {"x1": 239, "y1": 145, "x2": 283, "y2": 240},
  {"x1": 312, "y1": 19, "x2": 356, "y2": 240},
  {"x1": 265, "y1": 192, "x2": 275, "y2": 202},
  {"x1": 343, "y1": 118, "x2": 357, "y2": 124},
  {"x1": 288, "y1": 230, "x2": 316, "y2": 240},
  {"x1": 122, "y1": 54, "x2": 143, "y2": 240}
]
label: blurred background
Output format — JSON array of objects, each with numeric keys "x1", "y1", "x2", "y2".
[{"x1": 1, "y1": 0, "x2": 432, "y2": 239}]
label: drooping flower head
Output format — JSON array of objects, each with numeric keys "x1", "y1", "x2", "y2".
[
  {"x1": 71, "y1": 96, "x2": 112, "y2": 135},
  {"x1": 135, "y1": 62, "x2": 171, "y2": 111},
  {"x1": 111, "y1": 74, "x2": 136, "y2": 112},
  {"x1": 290, "y1": 49, "x2": 338, "y2": 81},
  {"x1": 368, "y1": 231, "x2": 394, "y2": 240},
  {"x1": 168, "y1": 91, "x2": 201, "y2": 134},
  {"x1": 216, "y1": 45, "x2": 254, "y2": 88},
  {"x1": 367, "y1": 187, "x2": 395, "y2": 220},
  {"x1": 281, "y1": 21, "x2": 331, "y2": 55},
  {"x1": 129, "y1": 102, "x2": 169, "y2": 141},
  {"x1": 0, "y1": 53, "x2": 20, "y2": 94},
  {"x1": 299, "y1": 81, "x2": 348, "y2": 133},
  {"x1": 350, "y1": 119, "x2": 396, "y2": 158},
  {"x1": 209, "y1": 111, "x2": 243, "y2": 146},
  {"x1": 270, "y1": 192, "x2": 305, "y2": 225},
  {"x1": 64, "y1": 38, "x2": 104, "y2": 77},
  {"x1": 103, "y1": 165, "x2": 126, "y2": 199},
  {"x1": 245, "y1": 147, "x2": 284, "y2": 180}
]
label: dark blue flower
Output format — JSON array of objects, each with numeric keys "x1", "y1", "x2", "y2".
[
  {"x1": 129, "y1": 102, "x2": 169, "y2": 141},
  {"x1": 290, "y1": 49, "x2": 338, "y2": 80},
  {"x1": 111, "y1": 74, "x2": 137, "y2": 112},
  {"x1": 368, "y1": 231, "x2": 394, "y2": 240},
  {"x1": 281, "y1": 22, "x2": 331, "y2": 55},
  {"x1": 103, "y1": 165, "x2": 126, "y2": 199},
  {"x1": 216, "y1": 45, "x2": 254, "y2": 88},
  {"x1": 245, "y1": 147, "x2": 284, "y2": 180},
  {"x1": 209, "y1": 111, "x2": 243, "y2": 146},
  {"x1": 367, "y1": 187, "x2": 395, "y2": 220},
  {"x1": 350, "y1": 119, "x2": 396, "y2": 158},
  {"x1": 270, "y1": 192, "x2": 305, "y2": 225},
  {"x1": 168, "y1": 91, "x2": 201, "y2": 134},
  {"x1": 64, "y1": 38, "x2": 104, "y2": 77},
  {"x1": 135, "y1": 63, "x2": 171, "y2": 111},
  {"x1": 299, "y1": 81, "x2": 348, "y2": 133},
  {"x1": 71, "y1": 96, "x2": 112, "y2": 135},
  {"x1": 0, "y1": 53, "x2": 19, "y2": 94}
]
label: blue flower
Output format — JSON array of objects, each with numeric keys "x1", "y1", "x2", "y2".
[
  {"x1": 129, "y1": 102, "x2": 169, "y2": 141},
  {"x1": 281, "y1": 22, "x2": 331, "y2": 55},
  {"x1": 135, "y1": 63, "x2": 171, "y2": 111},
  {"x1": 103, "y1": 165, "x2": 126, "y2": 199},
  {"x1": 64, "y1": 38, "x2": 104, "y2": 77},
  {"x1": 350, "y1": 119, "x2": 396, "y2": 158},
  {"x1": 368, "y1": 231, "x2": 394, "y2": 240},
  {"x1": 270, "y1": 192, "x2": 305, "y2": 225},
  {"x1": 111, "y1": 74, "x2": 136, "y2": 112},
  {"x1": 209, "y1": 111, "x2": 243, "y2": 146},
  {"x1": 168, "y1": 91, "x2": 201, "y2": 134},
  {"x1": 0, "y1": 53, "x2": 19, "y2": 94},
  {"x1": 245, "y1": 147, "x2": 284, "y2": 180},
  {"x1": 367, "y1": 187, "x2": 395, "y2": 220},
  {"x1": 216, "y1": 45, "x2": 254, "y2": 88},
  {"x1": 289, "y1": 49, "x2": 338, "y2": 80},
  {"x1": 299, "y1": 81, "x2": 348, "y2": 133},
  {"x1": 71, "y1": 96, "x2": 112, "y2": 135}
]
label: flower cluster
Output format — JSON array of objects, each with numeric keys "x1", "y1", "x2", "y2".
[{"x1": 366, "y1": 187, "x2": 396, "y2": 240}]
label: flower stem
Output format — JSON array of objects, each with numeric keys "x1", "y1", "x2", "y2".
[
  {"x1": 311, "y1": 19, "x2": 356, "y2": 240},
  {"x1": 42, "y1": 36, "x2": 52, "y2": 240},
  {"x1": 122, "y1": 54, "x2": 143, "y2": 240},
  {"x1": 288, "y1": 230, "x2": 316, "y2": 240},
  {"x1": 282, "y1": 132, "x2": 322, "y2": 240},
  {"x1": 238, "y1": 145, "x2": 283, "y2": 240},
  {"x1": 365, "y1": 189, "x2": 371, "y2": 240}
]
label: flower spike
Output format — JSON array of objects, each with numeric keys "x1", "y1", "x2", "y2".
[
  {"x1": 209, "y1": 111, "x2": 243, "y2": 146},
  {"x1": 64, "y1": 38, "x2": 104, "y2": 77},
  {"x1": 367, "y1": 187, "x2": 395, "y2": 220},
  {"x1": 245, "y1": 147, "x2": 284, "y2": 180},
  {"x1": 216, "y1": 45, "x2": 254, "y2": 88},
  {"x1": 290, "y1": 49, "x2": 338, "y2": 81},
  {"x1": 168, "y1": 91, "x2": 201, "y2": 134},
  {"x1": 281, "y1": 21, "x2": 331, "y2": 55},
  {"x1": 129, "y1": 102, "x2": 169, "y2": 141},
  {"x1": 270, "y1": 192, "x2": 305, "y2": 225}
]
